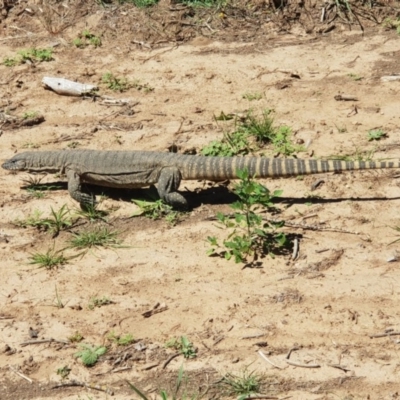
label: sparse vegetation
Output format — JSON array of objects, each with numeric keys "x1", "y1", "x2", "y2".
[
  {"x1": 383, "y1": 17, "x2": 400, "y2": 34},
  {"x1": 73, "y1": 29, "x2": 102, "y2": 48},
  {"x1": 56, "y1": 365, "x2": 71, "y2": 380},
  {"x1": 74, "y1": 203, "x2": 109, "y2": 222},
  {"x1": 22, "y1": 111, "x2": 39, "y2": 119},
  {"x1": 88, "y1": 296, "x2": 114, "y2": 310},
  {"x1": 128, "y1": 365, "x2": 202, "y2": 400},
  {"x1": 165, "y1": 336, "x2": 197, "y2": 359},
  {"x1": 132, "y1": 198, "x2": 181, "y2": 224},
  {"x1": 107, "y1": 331, "x2": 135, "y2": 346},
  {"x1": 16, "y1": 205, "x2": 73, "y2": 236},
  {"x1": 242, "y1": 92, "x2": 262, "y2": 101},
  {"x1": 53, "y1": 285, "x2": 65, "y2": 308},
  {"x1": 68, "y1": 227, "x2": 122, "y2": 249},
  {"x1": 348, "y1": 73, "x2": 363, "y2": 81},
  {"x1": 201, "y1": 110, "x2": 302, "y2": 157},
  {"x1": 220, "y1": 368, "x2": 266, "y2": 399},
  {"x1": 101, "y1": 72, "x2": 154, "y2": 93},
  {"x1": 68, "y1": 332, "x2": 84, "y2": 343},
  {"x1": 74, "y1": 344, "x2": 107, "y2": 367},
  {"x1": 207, "y1": 169, "x2": 287, "y2": 264},
  {"x1": 29, "y1": 248, "x2": 67, "y2": 269},
  {"x1": 23, "y1": 176, "x2": 62, "y2": 199},
  {"x1": 3, "y1": 48, "x2": 53, "y2": 66},
  {"x1": 367, "y1": 129, "x2": 386, "y2": 141}
]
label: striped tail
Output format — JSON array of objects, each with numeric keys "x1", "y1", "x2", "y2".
[{"x1": 180, "y1": 156, "x2": 400, "y2": 180}]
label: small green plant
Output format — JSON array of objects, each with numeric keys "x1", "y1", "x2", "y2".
[
  {"x1": 3, "y1": 48, "x2": 53, "y2": 66},
  {"x1": 73, "y1": 30, "x2": 102, "y2": 48},
  {"x1": 101, "y1": 72, "x2": 153, "y2": 92},
  {"x1": 166, "y1": 336, "x2": 197, "y2": 359},
  {"x1": 88, "y1": 296, "x2": 114, "y2": 310},
  {"x1": 67, "y1": 141, "x2": 81, "y2": 148},
  {"x1": 270, "y1": 125, "x2": 303, "y2": 156},
  {"x1": 102, "y1": 72, "x2": 130, "y2": 92},
  {"x1": 242, "y1": 92, "x2": 262, "y2": 101},
  {"x1": 68, "y1": 331, "x2": 84, "y2": 343},
  {"x1": 220, "y1": 368, "x2": 265, "y2": 399},
  {"x1": 16, "y1": 205, "x2": 73, "y2": 236},
  {"x1": 207, "y1": 169, "x2": 287, "y2": 264},
  {"x1": 22, "y1": 111, "x2": 39, "y2": 119},
  {"x1": 334, "y1": 123, "x2": 348, "y2": 133},
  {"x1": 74, "y1": 344, "x2": 107, "y2": 367},
  {"x1": 202, "y1": 110, "x2": 301, "y2": 157},
  {"x1": 348, "y1": 73, "x2": 363, "y2": 81},
  {"x1": 131, "y1": 0, "x2": 159, "y2": 7},
  {"x1": 74, "y1": 203, "x2": 109, "y2": 222},
  {"x1": 3, "y1": 57, "x2": 19, "y2": 66},
  {"x1": 23, "y1": 175, "x2": 62, "y2": 199},
  {"x1": 107, "y1": 331, "x2": 135, "y2": 346},
  {"x1": 201, "y1": 130, "x2": 253, "y2": 157},
  {"x1": 128, "y1": 365, "x2": 201, "y2": 400},
  {"x1": 132, "y1": 198, "x2": 179, "y2": 224},
  {"x1": 383, "y1": 17, "x2": 400, "y2": 34},
  {"x1": 22, "y1": 142, "x2": 40, "y2": 149},
  {"x1": 68, "y1": 227, "x2": 122, "y2": 250},
  {"x1": 19, "y1": 48, "x2": 53, "y2": 62},
  {"x1": 53, "y1": 285, "x2": 65, "y2": 308},
  {"x1": 367, "y1": 129, "x2": 386, "y2": 141},
  {"x1": 29, "y1": 248, "x2": 67, "y2": 269},
  {"x1": 56, "y1": 365, "x2": 71, "y2": 380}
]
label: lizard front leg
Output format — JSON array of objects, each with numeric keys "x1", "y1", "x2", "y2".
[
  {"x1": 66, "y1": 169, "x2": 95, "y2": 207},
  {"x1": 157, "y1": 167, "x2": 188, "y2": 209}
]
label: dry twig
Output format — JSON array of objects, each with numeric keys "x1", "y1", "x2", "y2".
[
  {"x1": 9, "y1": 366, "x2": 32, "y2": 383},
  {"x1": 258, "y1": 350, "x2": 285, "y2": 370}
]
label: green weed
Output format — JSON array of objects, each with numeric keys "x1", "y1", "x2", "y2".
[
  {"x1": 201, "y1": 130, "x2": 253, "y2": 157},
  {"x1": 129, "y1": 0, "x2": 159, "y2": 7},
  {"x1": 242, "y1": 92, "x2": 262, "y2": 101},
  {"x1": 220, "y1": 368, "x2": 265, "y2": 399},
  {"x1": 73, "y1": 30, "x2": 102, "y2": 48},
  {"x1": 22, "y1": 111, "x2": 39, "y2": 119},
  {"x1": 202, "y1": 110, "x2": 301, "y2": 157},
  {"x1": 367, "y1": 129, "x2": 386, "y2": 141},
  {"x1": 68, "y1": 331, "x2": 84, "y2": 343},
  {"x1": 3, "y1": 48, "x2": 53, "y2": 66},
  {"x1": 74, "y1": 203, "x2": 109, "y2": 222},
  {"x1": 88, "y1": 296, "x2": 114, "y2": 310},
  {"x1": 207, "y1": 169, "x2": 287, "y2": 264},
  {"x1": 383, "y1": 17, "x2": 400, "y2": 34},
  {"x1": 56, "y1": 365, "x2": 71, "y2": 380},
  {"x1": 16, "y1": 205, "x2": 73, "y2": 236},
  {"x1": 74, "y1": 344, "x2": 107, "y2": 367},
  {"x1": 53, "y1": 285, "x2": 65, "y2": 308},
  {"x1": 107, "y1": 331, "x2": 135, "y2": 346},
  {"x1": 29, "y1": 248, "x2": 67, "y2": 269},
  {"x1": 68, "y1": 227, "x2": 122, "y2": 249},
  {"x1": 127, "y1": 365, "x2": 201, "y2": 400},
  {"x1": 166, "y1": 336, "x2": 197, "y2": 359},
  {"x1": 102, "y1": 72, "x2": 130, "y2": 92},
  {"x1": 348, "y1": 73, "x2": 363, "y2": 81},
  {"x1": 132, "y1": 198, "x2": 181, "y2": 224},
  {"x1": 23, "y1": 175, "x2": 62, "y2": 199}
]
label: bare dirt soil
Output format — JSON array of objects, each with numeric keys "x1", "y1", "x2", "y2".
[{"x1": 2, "y1": 1, "x2": 400, "y2": 399}]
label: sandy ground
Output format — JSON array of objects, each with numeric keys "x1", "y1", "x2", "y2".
[{"x1": 1, "y1": 1, "x2": 400, "y2": 399}]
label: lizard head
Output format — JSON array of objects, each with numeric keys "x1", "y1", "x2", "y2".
[{"x1": 1, "y1": 152, "x2": 55, "y2": 173}]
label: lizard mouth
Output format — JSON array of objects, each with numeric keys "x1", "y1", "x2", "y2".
[{"x1": 1, "y1": 160, "x2": 26, "y2": 171}]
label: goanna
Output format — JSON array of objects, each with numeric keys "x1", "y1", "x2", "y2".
[{"x1": 2, "y1": 149, "x2": 398, "y2": 208}]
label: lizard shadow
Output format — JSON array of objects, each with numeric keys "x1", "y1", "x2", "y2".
[{"x1": 22, "y1": 181, "x2": 400, "y2": 208}]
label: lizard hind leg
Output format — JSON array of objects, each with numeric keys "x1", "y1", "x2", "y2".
[
  {"x1": 66, "y1": 169, "x2": 96, "y2": 208},
  {"x1": 157, "y1": 167, "x2": 188, "y2": 209}
]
